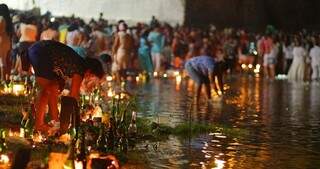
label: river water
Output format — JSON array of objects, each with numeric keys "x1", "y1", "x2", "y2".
[{"x1": 131, "y1": 75, "x2": 320, "y2": 169}]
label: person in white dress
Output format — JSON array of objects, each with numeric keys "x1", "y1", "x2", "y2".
[
  {"x1": 309, "y1": 38, "x2": 320, "y2": 80},
  {"x1": 287, "y1": 39, "x2": 307, "y2": 81}
]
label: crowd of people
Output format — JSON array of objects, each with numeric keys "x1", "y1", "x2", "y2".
[{"x1": 1, "y1": 5, "x2": 320, "y2": 84}]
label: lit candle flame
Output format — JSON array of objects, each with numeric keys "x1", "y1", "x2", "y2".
[{"x1": 0, "y1": 154, "x2": 10, "y2": 164}]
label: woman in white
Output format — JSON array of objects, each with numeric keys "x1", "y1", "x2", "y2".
[{"x1": 287, "y1": 39, "x2": 307, "y2": 81}]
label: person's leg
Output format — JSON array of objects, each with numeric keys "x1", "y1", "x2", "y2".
[
  {"x1": 155, "y1": 53, "x2": 161, "y2": 73},
  {"x1": 205, "y1": 82, "x2": 211, "y2": 99},
  {"x1": 269, "y1": 64, "x2": 275, "y2": 79},
  {"x1": 263, "y1": 54, "x2": 269, "y2": 78},
  {"x1": 35, "y1": 77, "x2": 51, "y2": 131},
  {"x1": 196, "y1": 83, "x2": 202, "y2": 101},
  {"x1": 151, "y1": 53, "x2": 157, "y2": 72},
  {"x1": 47, "y1": 82, "x2": 60, "y2": 122}
]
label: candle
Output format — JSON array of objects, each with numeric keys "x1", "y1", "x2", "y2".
[
  {"x1": 176, "y1": 75, "x2": 182, "y2": 84},
  {"x1": 107, "y1": 89, "x2": 114, "y2": 97},
  {"x1": 106, "y1": 76, "x2": 113, "y2": 82},
  {"x1": 153, "y1": 72, "x2": 158, "y2": 77},
  {"x1": 0, "y1": 154, "x2": 9, "y2": 164},
  {"x1": 74, "y1": 160, "x2": 83, "y2": 169}
]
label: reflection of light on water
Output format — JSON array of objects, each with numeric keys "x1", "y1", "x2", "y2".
[{"x1": 212, "y1": 159, "x2": 225, "y2": 169}]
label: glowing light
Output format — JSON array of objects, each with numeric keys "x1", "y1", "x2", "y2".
[
  {"x1": 176, "y1": 75, "x2": 182, "y2": 84},
  {"x1": 12, "y1": 84, "x2": 25, "y2": 96},
  {"x1": 254, "y1": 69, "x2": 260, "y2": 74},
  {"x1": 20, "y1": 128, "x2": 25, "y2": 137},
  {"x1": 248, "y1": 64, "x2": 253, "y2": 69},
  {"x1": 106, "y1": 76, "x2": 113, "y2": 82},
  {"x1": 8, "y1": 130, "x2": 13, "y2": 137},
  {"x1": 256, "y1": 64, "x2": 261, "y2": 69},
  {"x1": 212, "y1": 159, "x2": 225, "y2": 169},
  {"x1": 74, "y1": 161, "x2": 83, "y2": 169},
  {"x1": 174, "y1": 71, "x2": 180, "y2": 77},
  {"x1": 135, "y1": 76, "x2": 140, "y2": 82},
  {"x1": 253, "y1": 50, "x2": 258, "y2": 55},
  {"x1": 50, "y1": 17, "x2": 55, "y2": 22},
  {"x1": 85, "y1": 95, "x2": 90, "y2": 101},
  {"x1": 241, "y1": 64, "x2": 247, "y2": 69},
  {"x1": 153, "y1": 72, "x2": 158, "y2": 77},
  {"x1": 0, "y1": 154, "x2": 9, "y2": 164},
  {"x1": 31, "y1": 67, "x2": 35, "y2": 74},
  {"x1": 163, "y1": 73, "x2": 167, "y2": 78},
  {"x1": 107, "y1": 89, "x2": 114, "y2": 97}
]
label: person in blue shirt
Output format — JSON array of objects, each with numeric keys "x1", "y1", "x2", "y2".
[
  {"x1": 148, "y1": 24, "x2": 165, "y2": 73},
  {"x1": 185, "y1": 47, "x2": 223, "y2": 100},
  {"x1": 138, "y1": 29, "x2": 153, "y2": 76}
]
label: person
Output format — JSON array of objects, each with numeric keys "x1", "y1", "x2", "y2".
[
  {"x1": 27, "y1": 40, "x2": 105, "y2": 134},
  {"x1": 138, "y1": 29, "x2": 153, "y2": 76},
  {"x1": 112, "y1": 22, "x2": 134, "y2": 82},
  {"x1": 282, "y1": 37, "x2": 294, "y2": 74},
  {"x1": 309, "y1": 38, "x2": 320, "y2": 80},
  {"x1": 40, "y1": 21, "x2": 59, "y2": 41},
  {"x1": 185, "y1": 47, "x2": 223, "y2": 101},
  {"x1": 148, "y1": 24, "x2": 165, "y2": 73},
  {"x1": 0, "y1": 4, "x2": 13, "y2": 81},
  {"x1": 287, "y1": 39, "x2": 307, "y2": 81},
  {"x1": 17, "y1": 16, "x2": 38, "y2": 74}
]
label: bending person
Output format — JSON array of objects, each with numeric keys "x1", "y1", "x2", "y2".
[
  {"x1": 27, "y1": 40, "x2": 105, "y2": 134},
  {"x1": 185, "y1": 48, "x2": 223, "y2": 101}
]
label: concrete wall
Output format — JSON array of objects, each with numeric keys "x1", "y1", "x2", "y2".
[
  {"x1": 0, "y1": 0, "x2": 185, "y2": 25},
  {"x1": 185, "y1": 0, "x2": 320, "y2": 31}
]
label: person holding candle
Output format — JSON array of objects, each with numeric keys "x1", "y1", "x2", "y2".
[
  {"x1": 185, "y1": 47, "x2": 224, "y2": 101},
  {"x1": 27, "y1": 40, "x2": 105, "y2": 134}
]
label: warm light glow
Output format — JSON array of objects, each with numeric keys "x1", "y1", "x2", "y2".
[
  {"x1": 248, "y1": 64, "x2": 253, "y2": 69},
  {"x1": 212, "y1": 159, "x2": 225, "y2": 169},
  {"x1": 12, "y1": 84, "x2": 25, "y2": 96},
  {"x1": 253, "y1": 50, "x2": 258, "y2": 55},
  {"x1": 174, "y1": 71, "x2": 180, "y2": 77},
  {"x1": 0, "y1": 154, "x2": 9, "y2": 164},
  {"x1": 8, "y1": 130, "x2": 13, "y2": 137},
  {"x1": 74, "y1": 160, "x2": 83, "y2": 169},
  {"x1": 176, "y1": 75, "x2": 182, "y2": 84},
  {"x1": 85, "y1": 95, "x2": 90, "y2": 101},
  {"x1": 20, "y1": 128, "x2": 25, "y2": 138},
  {"x1": 50, "y1": 17, "x2": 56, "y2": 22},
  {"x1": 254, "y1": 69, "x2": 260, "y2": 74},
  {"x1": 163, "y1": 73, "x2": 168, "y2": 78},
  {"x1": 31, "y1": 67, "x2": 35, "y2": 74},
  {"x1": 106, "y1": 76, "x2": 113, "y2": 82},
  {"x1": 135, "y1": 76, "x2": 140, "y2": 82},
  {"x1": 241, "y1": 64, "x2": 247, "y2": 69},
  {"x1": 256, "y1": 64, "x2": 261, "y2": 69},
  {"x1": 153, "y1": 72, "x2": 158, "y2": 77}
]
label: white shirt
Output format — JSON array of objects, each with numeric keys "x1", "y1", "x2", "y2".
[
  {"x1": 310, "y1": 45, "x2": 320, "y2": 65},
  {"x1": 283, "y1": 44, "x2": 293, "y2": 59},
  {"x1": 293, "y1": 46, "x2": 306, "y2": 63}
]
